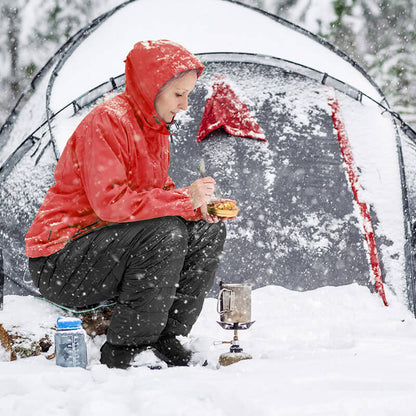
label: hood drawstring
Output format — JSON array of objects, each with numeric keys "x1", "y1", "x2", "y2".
[{"x1": 167, "y1": 120, "x2": 181, "y2": 145}]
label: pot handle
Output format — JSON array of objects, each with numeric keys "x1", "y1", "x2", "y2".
[{"x1": 217, "y1": 288, "x2": 235, "y2": 314}]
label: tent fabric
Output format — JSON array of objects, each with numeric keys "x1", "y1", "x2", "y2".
[
  {"x1": 0, "y1": 59, "x2": 379, "y2": 297},
  {"x1": 0, "y1": 133, "x2": 56, "y2": 295},
  {"x1": 196, "y1": 76, "x2": 267, "y2": 142},
  {"x1": 171, "y1": 61, "x2": 376, "y2": 293}
]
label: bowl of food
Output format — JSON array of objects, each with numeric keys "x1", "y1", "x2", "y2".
[{"x1": 207, "y1": 200, "x2": 239, "y2": 217}]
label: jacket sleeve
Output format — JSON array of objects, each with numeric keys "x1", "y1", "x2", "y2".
[
  {"x1": 75, "y1": 111, "x2": 196, "y2": 223},
  {"x1": 162, "y1": 175, "x2": 203, "y2": 221}
]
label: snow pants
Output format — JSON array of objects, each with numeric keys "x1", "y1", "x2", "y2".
[{"x1": 28, "y1": 217, "x2": 226, "y2": 346}]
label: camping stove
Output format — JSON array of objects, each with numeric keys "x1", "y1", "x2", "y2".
[{"x1": 217, "y1": 282, "x2": 254, "y2": 366}]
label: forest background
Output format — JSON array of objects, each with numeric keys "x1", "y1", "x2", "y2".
[{"x1": 0, "y1": 0, "x2": 415, "y2": 130}]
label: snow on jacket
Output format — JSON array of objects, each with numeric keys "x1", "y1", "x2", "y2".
[{"x1": 25, "y1": 40, "x2": 205, "y2": 258}]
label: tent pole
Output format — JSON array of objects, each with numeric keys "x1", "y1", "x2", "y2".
[{"x1": 390, "y1": 120, "x2": 416, "y2": 316}]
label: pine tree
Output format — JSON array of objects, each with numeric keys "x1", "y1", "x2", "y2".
[
  {"x1": 0, "y1": 0, "x2": 117, "y2": 126},
  {"x1": 0, "y1": 0, "x2": 28, "y2": 122},
  {"x1": 361, "y1": 0, "x2": 416, "y2": 125},
  {"x1": 326, "y1": 0, "x2": 360, "y2": 60}
]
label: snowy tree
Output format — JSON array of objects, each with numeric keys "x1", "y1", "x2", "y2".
[
  {"x1": 0, "y1": 0, "x2": 121, "y2": 126},
  {"x1": 361, "y1": 0, "x2": 416, "y2": 124},
  {"x1": 0, "y1": 0, "x2": 28, "y2": 122}
]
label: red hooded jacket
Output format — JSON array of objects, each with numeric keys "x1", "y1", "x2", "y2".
[{"x1": 25, "y1": 40, "x2": 204, "y2": 258}]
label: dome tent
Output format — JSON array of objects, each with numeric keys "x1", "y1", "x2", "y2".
[{"x1": 1, "y1": 0, "x2": 416, "y2": 314}]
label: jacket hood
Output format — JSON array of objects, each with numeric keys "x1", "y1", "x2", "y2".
[{"x1": 124, "y1": 40, "x2": 204, "y2": 132}]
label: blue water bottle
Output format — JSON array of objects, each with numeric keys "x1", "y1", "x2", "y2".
[{"x1": 55, "y1": 317, "x2": 87, "y2": 369}]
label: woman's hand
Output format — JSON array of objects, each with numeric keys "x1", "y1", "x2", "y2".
[
  {"x1": 200, "y1": 204, "x2": 220, "y2": 223},
  {"x1": 189, "y1": 177, "x2": 220, "y2": 223},
  {"x1": 189, "y1": 178, "x2": 236, "y2": 223},
  {"x1": 189, "y1": 177, "x2": 216, "y2": 209}
]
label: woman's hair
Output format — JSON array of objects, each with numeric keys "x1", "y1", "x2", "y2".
[{"x1": 155, "y1": 68, "x2": 200, "y2": 98}]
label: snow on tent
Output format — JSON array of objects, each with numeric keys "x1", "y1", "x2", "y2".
[{"x1": 1, "y1": 0, "x2": 416, "y2": 314}]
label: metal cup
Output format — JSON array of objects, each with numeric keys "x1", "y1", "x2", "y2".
[{"x1": 217, "y1": 283, "x2": 252, "y2": 324}]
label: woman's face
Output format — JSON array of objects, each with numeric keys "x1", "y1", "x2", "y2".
[{"x1": 154, "y1": 71, "x2": 198, "y2": 124}]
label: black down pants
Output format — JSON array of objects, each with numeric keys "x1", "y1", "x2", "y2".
[{"x1": 28, "y1": 217, "x2": 226, "y2": 346}]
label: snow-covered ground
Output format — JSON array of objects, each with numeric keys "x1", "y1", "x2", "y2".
[{"x1": 1, "y1": 284, "x2": 416, "y2": 416}]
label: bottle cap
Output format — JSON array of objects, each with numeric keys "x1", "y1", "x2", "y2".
[{"x1": 56, "y1": 317, "x2": 82, "y2": 330}]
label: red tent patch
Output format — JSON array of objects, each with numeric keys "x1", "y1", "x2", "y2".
[{"x1": 196, "y1": 76, "x2": 267, "y2": 142}]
